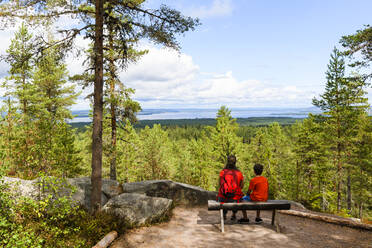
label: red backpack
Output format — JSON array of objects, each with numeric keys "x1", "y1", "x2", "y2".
[{"x1": 220, "y1": 169, "x2": 239, "y2": 199}]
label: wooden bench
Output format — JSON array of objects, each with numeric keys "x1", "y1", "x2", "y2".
[{"x1": 208, "y1": 200, "x2": 291, "y2": 232}]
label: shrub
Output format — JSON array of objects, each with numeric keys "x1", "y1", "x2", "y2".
[{"x1": 0, "y1": 175, "x2": 128, "y2": 247}]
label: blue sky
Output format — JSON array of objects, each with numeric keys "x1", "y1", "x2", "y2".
[{"x1": 0, "y1": 0, "x2": 371, "y2": 110}]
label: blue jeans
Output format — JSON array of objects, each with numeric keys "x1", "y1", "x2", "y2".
[{"x1": 241, "y1": 195, "x2": 251, "y2": 201}]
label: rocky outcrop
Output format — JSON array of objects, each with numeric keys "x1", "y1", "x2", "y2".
[
  {"x1": 1, "y1": 176, "x2": 123, "y2": 210},
  {"x1": 65, "y1": 177, "x2": 123, "y2": 209},
  {"x1": 2, "y1": 177, "x2": 217, "y2": 226},
  {"x1": 2, "y1": 177, "x2": 39, "y2": 200},
  {"x1": 102, "y1": 193, "x2": 173, "y2": 226},
  {"x1": 122, "y1": 180, "x2": 217, "y2": 206}
]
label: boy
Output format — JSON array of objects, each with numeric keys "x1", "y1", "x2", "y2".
[{"x1": 238, "y1": 163, "x2": 268, "y2": 224}]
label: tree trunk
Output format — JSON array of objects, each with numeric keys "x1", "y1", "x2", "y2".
[
  {"x1": 108, "y1": 19, "x2": 117, "y2": 181},
  {"x1": 321, "y1": 185, "x2": 326, "y2": 211},
  {"x1": 92, "y1": 231, "x2": 118, "y2": 248},
  {"x1": 336, "y1": 142, "x2": 342, "y2": 212},
  {"x1": 91, "y1": 0, "x2": 104, "y2": 213},
  {"x1": 358, "y1": 202, "x2": 363, "y2": 220},
  {"x1": 347, "y1": 168, "x2": 351, "y2": 211},
  {"x1": 280, "y1": 210, "x2": 372, "y2": 231},
  {"x1": 109, "y1": 94, "x2": 117, "y2": 181},
  {"x1": 296, "y1": 160, "x2": 299, "y2": 202}
]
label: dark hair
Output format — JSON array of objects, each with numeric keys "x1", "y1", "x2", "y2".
[
  {"x1": 254, "y1": 163, "x2": 264, "y2": 175},
  {"x1": 224, "y1": 155, "x2": 238, "y2": 170}
]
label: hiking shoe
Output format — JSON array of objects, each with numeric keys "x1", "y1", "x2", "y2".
[
  {"x1": 255, "y1": 217, "x2": 263, "y2": 224},
  {"x1": 238, "y1": 218, "x2": 249, "y2": 224}
]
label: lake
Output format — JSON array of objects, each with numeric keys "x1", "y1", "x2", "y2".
[{"x1": 69, "y1": 107, "x2": 322, "y2": 123}]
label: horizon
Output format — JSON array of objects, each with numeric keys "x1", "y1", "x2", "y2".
[{"x1": 69, "y1": 106, "x2": 326, "y2": 122}]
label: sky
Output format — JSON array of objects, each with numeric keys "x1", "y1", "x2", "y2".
[{"x1": 0, "y1": 0, "x2": 371, "y2": 110}]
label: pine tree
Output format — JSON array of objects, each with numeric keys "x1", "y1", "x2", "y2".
[
  {"x1": 32, "y1": 39, "x2": 81, "y2": 176},
  {"x1": 1, "y1": 23, "x2": 39, "y2": 177},
  {"x1": 313, "y1": 47, "x2": 370, "y2": 212},
  {"x1": 138, "y1": 124, "x2": 172, "y2": 180},
  {"x1": 349, "y1": 114, "x2": 372, "y2": 219},
  {"x1": 293, "y1": 115, "x2": 332, "y2": 210},
  {"x1": 1, "y1": 0, "x2": 200, "y2": 211},
  {"x1": 0, "y1": 98, "x2": 19, "y2": 174},
  {"x1": 116, "y1": 121, "x2": 143, "y2": 183},
  {"x1": 208, "y1": 106, "x2": 243, "y2": 164},
  {"x1": 340, "y1": 25, "x2": 371, "y2": 80}
]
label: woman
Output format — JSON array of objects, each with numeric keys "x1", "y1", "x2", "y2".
[{"x1": 217, "y1": 155, "x2": 244, "y2": 220}]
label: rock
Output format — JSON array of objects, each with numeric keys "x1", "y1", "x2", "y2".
[
  {"x1": 1, "y1": 177, "x2": 39, "y2": 201},
  {"x1": 286, "y1": 200, "x2": 306, "y2": 210},
  {"x1": 1, "y1": 176, "x2": 123, "y2": 210},
  {"x1": 102, "y1": 193, "x2": 173, "y2": 226},
  {"x1": 122, "y1": 180, "x2": 217, "y2": 206},
  {"x1": 65, "y1": 177, "x2": 123, "y2": 209}
]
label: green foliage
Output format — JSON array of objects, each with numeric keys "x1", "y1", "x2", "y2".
[
  {"x1": 247, "y1": 123, "x2": 294, "y2": 199},
  {"x1": 312, "y1": 47, "x2": 370, "y2": 212},
  {"x1": 0, "y1": 174, "x2": 127, "y2": 248},
  {"x1": 293, "y1": 115, "x2": 331, "y2": 209},
  {"x1": 207, "y1": 106, "x2": 243, "y2": 164},
  {"x1": 173, "y1": 135, "x2": 218, "y2": 191},
  {"x1": 1, "y1": 25, "x2": 81, "y2": 178},
  {"x1": 138, "y1": 124, "x2": 172, "y2": 180},
  {"x1": 340, "y1": 25, "x2": 371, "y2": 78}
]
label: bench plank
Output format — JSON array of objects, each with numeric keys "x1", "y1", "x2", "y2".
[
  {"x1": 208, "y1": 200, "x2": 291, "y2": 233},
  {"x1": 208, "y1": 200, "x2": 291, "y2": 211}
]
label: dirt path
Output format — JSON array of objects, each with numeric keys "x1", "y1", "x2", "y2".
[{"x1": 110, "y1": 207, "x2": 372, "y2": 248}]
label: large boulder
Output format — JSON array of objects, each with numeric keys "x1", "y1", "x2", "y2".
[
  {"x1": 1, "y1": 177, "x2": 39, "y2": 201},
  {"x1": 102, "y1": 193, "x2": 173, "y2": 226},
  {"x1": 122, "y1": 180, "x2": 217, "y2": 206},
  {"x1": 1, "y1": 176, "x2": 123, "y2": 210},
  {"x1": 65, "y1": 177, "x2": 123, "y2": 209}
]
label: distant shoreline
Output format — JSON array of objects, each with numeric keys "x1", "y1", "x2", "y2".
[
  {"x1": 69, "y1": 107, "x2": 322, "y2": 123},
  {"x1": 69, "y1": 116, "x2": 304, "y2": 131}
]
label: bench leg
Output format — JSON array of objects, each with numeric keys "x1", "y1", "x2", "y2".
[
  {"x1": 220, "y1": 209, "x2": 224, "y2": 233},
  {"x1": 272, "y1": 209, "x2": 281, "y2": 233}
]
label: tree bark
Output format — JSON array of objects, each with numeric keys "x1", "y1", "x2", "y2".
[
  {"x1": 108, "y1": 19, "x2": 117, "y2": 181},
  {"x1": 347, "y1": 168, "x2": 351, "y2": 210},
  {"x1": 109, "y1": 87, "x2": 117, "y2": 181},
  {"x1": 280, "y1": 209, "x2": 371, "y2": 231},
  {"x1": 92, "y1": 231, "x2": 118, "y2": 248},
  {"x1": 91, "y1": 0, "x2": 104, "y2": 213},
  {"x1": 296, "y1": 160, "x2": 299, "y2": 202},
  {"x1": 358, "y1": 203, "x2": 363, "y2": 220},
  {"x1": 336, "y1": 142, "x2": 342, "y2": 211}
]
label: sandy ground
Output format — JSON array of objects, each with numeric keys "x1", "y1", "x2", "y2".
[{"x1": 110, "y1": 207, "x2": 372, "y2": 248}]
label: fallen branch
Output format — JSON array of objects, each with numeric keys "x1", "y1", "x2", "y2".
[
  {"x1": 279, "y1": 210, "x2": 372, "y2": 231},
  {"x1": 92, "y1": 231, "x2": 118, "y2": 248}
]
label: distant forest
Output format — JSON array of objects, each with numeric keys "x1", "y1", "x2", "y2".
[{"x1": 70, "y1": 116, "x2": 301, "y2": 132}]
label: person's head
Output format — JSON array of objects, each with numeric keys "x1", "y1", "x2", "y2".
[
  {"x1": 225, "y1": 155, "x2": 237, "y2": 170},
  {"x1": 253, "y1": 163, "x2": 264, "y2": 175}
]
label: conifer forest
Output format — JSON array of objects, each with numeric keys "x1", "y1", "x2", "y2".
[{"x1": 0, "y1": 0, "x2": 371, "y2": 247}]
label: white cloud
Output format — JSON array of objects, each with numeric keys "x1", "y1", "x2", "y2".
[
  {"x1": 125, "y1": 46, "x2": 199, "y2": 83},
  {"x1": 1, "y1": 27, "x2": 367, "y2": 111},
  {"x1": 187, "y1": 0, "x2": 233, "y2": 19},
  {"x1": 120, "y1": 45, "x2": 321, "y2": 109}
]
